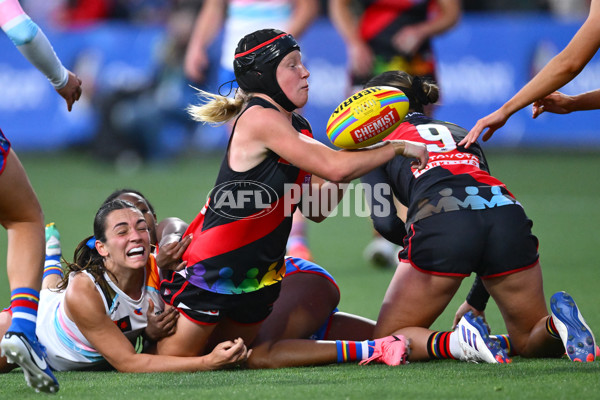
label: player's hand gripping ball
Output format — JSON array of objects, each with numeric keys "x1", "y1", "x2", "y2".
[{"x1": 326, "y1": 86, "x2": 409, "y2": 149}]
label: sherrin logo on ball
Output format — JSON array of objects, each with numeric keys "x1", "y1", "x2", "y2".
[{"x1": 326, "y1": 86, "x2": 409, "y2": 149}]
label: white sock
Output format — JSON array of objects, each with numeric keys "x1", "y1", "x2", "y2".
[{"x1": 449, "y1": 331, "x2": 463, "y2": 359}]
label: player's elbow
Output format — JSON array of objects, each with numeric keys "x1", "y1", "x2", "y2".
[
  {"x1": 114, "y1": 362, "x2": 139, "y2": 373},
  {"x1": 563, "y1": 59, "x2": 586, "y2": 76},
  {"x1": 110, "y1": 356, "x2": 147, "y2": 373},
  {"x1": 7, "y1": 19, "x2": 39, "y2": 46},
  {"x1": 318, "y1": 166, "x2": 354, "y2": 183}
]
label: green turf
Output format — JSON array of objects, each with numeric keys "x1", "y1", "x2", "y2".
[{"x1": 0, "y1": 149, "x2": 599, "y2": 398}]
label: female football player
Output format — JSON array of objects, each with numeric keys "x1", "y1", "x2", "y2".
[
  {"x1": 0, "y1": 199, "x2": 249, "y2": 373},
  {"x1": 111, "y1": 188, "x2": 406, "y2": 367},
  {"x1": 361, "y1": 70, "x2": 596, "y2": 363},
  {"x1": 155, "y1": 28, "x2": 428, "y2": 363}
]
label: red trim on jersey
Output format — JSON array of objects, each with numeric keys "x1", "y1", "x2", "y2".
[
  {"x1": 184, "y1": 172, "x2": 306, "y2": 265},
  {"x1": 279, "y1": 128, "x2": 314, "y2": 165},
  {"x1": 360, "y1": 1, "x2": 413, "y2": 41},
  {"x1": 385, "y1": 122, "x2": 513, "y2": 195}
]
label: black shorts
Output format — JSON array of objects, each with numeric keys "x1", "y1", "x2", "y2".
[
  {"x1": 160, "y1": 272, "x2": 281, "y2": 325},
  {"x1": 399, "y1": 205, "x2": 539, "y2": 278}
]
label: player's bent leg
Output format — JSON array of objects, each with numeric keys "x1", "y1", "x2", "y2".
[
  {"x1": 156, "y1": 316, "x2": 216, "y2": 356},
  {"x1": 484, "y1": 263, "x2": 563, "y2": 358},
  {"x1": 0, "y1": 150, "x2": 57, "y2": 392},
  {"x1": 256, "y1": 272, "x2": 339, "y2": 344},
  {"x1": 325, "y1": 312, "x2": 375, "y2": 341},
  {"x1": 248, "y1": 272, "x2": 340, "y2": 368},
  {"x1": 374, "y1": 262, "x2": 462, "y2": 361},
  {"x1": 0, "y1": 150, "x2": 45, "y2": 290}
]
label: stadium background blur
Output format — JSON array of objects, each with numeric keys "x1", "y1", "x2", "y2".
[
  {"x1": 0, "y1": 0, "x2": 599, "y2": 328},
  {"x1": 2, "y1": 0, "x2": 599, "y2": 160}
]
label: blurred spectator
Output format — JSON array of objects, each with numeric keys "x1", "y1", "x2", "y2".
[
  {"x1": 184, "y1": 0, "x2": 319, "y2": 88},
  {"x1": 89, "y1": 0, "x2": 203, "y2": 166},
  {"x1": 547, "y1": 0, "x2": 590, "y2": 18},
  {"x1": 462, "y1": 0, "x2": 548, "y2": 12},
  {"x1": 183, "y1": 0, "x2": 319, "y2": 151},
  {"x1": 329, "y1": 0, "x2": 460, "y2": 269},
  {"x1": 54, "y1": 0, "x2": 170, "y2": 26},
  {"x1": 55, "y1": 0, "x2": 112, "y2": 25},
  {"x1": 19, "y1": 0, "x2": 65, "y2": 27},
  {"x1": 329, "y1": 0, "x2": 460, "y2": 96}
]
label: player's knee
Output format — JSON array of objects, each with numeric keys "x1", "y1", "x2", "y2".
[{"x1": 246, "y1": 348, "x2": 273, "y2": 369}]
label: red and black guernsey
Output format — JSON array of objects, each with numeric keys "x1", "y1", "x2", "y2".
[
  {"x1": 382, "y1": 112, "x2": 516, "y2": 226},
  {"x1": 359, "y1": 0, "x2": 431, "y2": 58},
  {"x1": 182, "y1": 98, "x2": 312, "y2": 295}
]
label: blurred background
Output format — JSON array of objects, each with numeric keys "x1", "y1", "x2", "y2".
[
  {"x1": 0, "y1": 0, "x2": 599, "y2": 329},
  {"x1": 2, "y1": 0, "x2": 600, "y2": 162}
]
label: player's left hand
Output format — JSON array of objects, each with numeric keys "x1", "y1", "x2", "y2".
[
  {"x1": 452, "y1": 300, "x2": 489, "y2": 332},
  {"x1": 393, "y1": 140, "x2": 429, "y2": 170},
  {"x1": 392, "y1": 25, "x2": 426, "y2": 55},
  {"x1": 56, "y1": 70, "x2": 82, "y2": 112},
  {"x1": 532, "y1": 91, "x2": 573, "y2": 118},
  {"x1": 145, "y1": 299, "x2": 179, "y2": 341},
  {"x1": 156, "y1": 234, "x2": 192, "y2": 271},
  {"x1": 207, "y1": 338, "x2": 251, "y2": 369},
  {"x1": 459, "y1": 108, "x2": 509, "y2": 149}
]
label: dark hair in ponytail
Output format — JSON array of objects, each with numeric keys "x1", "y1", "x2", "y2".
[{"x1": 365, "y1": 70, "x2": 439, "y2": 113}]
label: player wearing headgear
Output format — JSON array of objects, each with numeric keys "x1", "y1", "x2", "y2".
[{"x1": 156, "y1": 28, "x2": 427, "y2": 364}]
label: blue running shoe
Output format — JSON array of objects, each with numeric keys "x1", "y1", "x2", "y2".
[
  {"x1": 550, "y1": 291, "x2": 596, "y2": 362},
  {"x1": 0, "y1": 331, "x2": 59, "y2": 393},
  {"x1": 456, "y1": 311, "x2": 511, "y2": 364}
]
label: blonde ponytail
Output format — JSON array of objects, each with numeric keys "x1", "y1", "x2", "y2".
[{"x1": 186, "y1": 88, "x2": 250, "y2": 125}]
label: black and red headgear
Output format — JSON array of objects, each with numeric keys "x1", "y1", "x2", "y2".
[{"x1": 234, "y1": 29, "x2": 300, "y2": 112}]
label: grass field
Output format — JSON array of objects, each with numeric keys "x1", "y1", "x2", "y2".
[{"x1": 0, "y1": 149, "x2": 599, "y2": 399}]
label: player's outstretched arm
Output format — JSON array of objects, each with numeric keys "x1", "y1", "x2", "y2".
[
  {"x1": 460, "y1": 0, "x2": 600, "y2": 148},
  {"x1": 532, "y1": 89, "x2": 600, "y2": 118}
]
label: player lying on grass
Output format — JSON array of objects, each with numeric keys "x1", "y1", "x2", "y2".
[
  {"x1": 0, "y1": 199, "x2": 249, "y2": 373},
  {"x1": 108, "y1": 189, "x2": 407, "y2": 367},
  {"x1": 360, "y1": 70, "x2": 596, "y2": 364},
  {"x1": 108, "y1": 189, "x2": 522, "y2": 368},
  {"x1": 0, "y1": 189, "x2": 406, "y2": 374}
]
